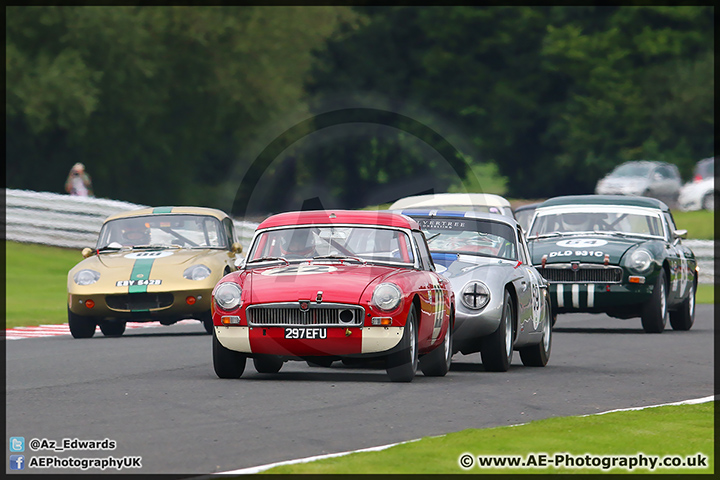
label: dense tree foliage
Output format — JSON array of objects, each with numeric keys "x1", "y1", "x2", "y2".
[
  {"x1": 6, "y1": 6, "x2": 713, "y2": 214},
  {"x1": 6, "y1": 6, "x2": 357, "y2": 210},
  {"x1": 305, "y1": 6, "x2": 713, "y2": 201}
]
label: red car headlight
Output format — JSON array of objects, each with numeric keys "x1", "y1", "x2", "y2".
[
  {"x1": 371, "y1": 283, "x2": 402, "y2": 311},
  {"x1": 214, "y1": 283, "x2": 242, "y2": 310}
]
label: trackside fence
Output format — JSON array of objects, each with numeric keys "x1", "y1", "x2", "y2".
[
  {"x1": 4, "y1": 189, "x2": 258, "y2": 250},
  {"x1": 3, "y1": 188, "x2": 714, "y2": 283}
]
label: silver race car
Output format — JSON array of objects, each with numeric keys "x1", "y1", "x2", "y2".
[{"x1": 399, "y1": 210, "x2": 553, "y2": 371}]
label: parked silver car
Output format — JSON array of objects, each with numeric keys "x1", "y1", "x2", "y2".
[
  {"x1": 678, "y1": 157, "x2": 715, "y2": 211},
  {"x1": 398, "y1": 209, "x2": 553, "y2": 371},
  {"x1": 595, "y1": 161, "x2": 682, "y2": 208}
]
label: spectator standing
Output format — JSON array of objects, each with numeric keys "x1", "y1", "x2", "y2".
[{"x1": 65, "y1": 162, "x2": 93, "y2": 197}]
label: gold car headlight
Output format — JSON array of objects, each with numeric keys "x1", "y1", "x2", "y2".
[
  {"x1": 183, "y1": 264, "x2": 211, "y2": 281},
  {"x1": 74, "y1": 269, "x2": 101, "y2": 286}
]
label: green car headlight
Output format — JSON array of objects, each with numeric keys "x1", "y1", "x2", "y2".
[
  {"x1": 74, "y1": 269, "x2": 101, "y2": 286},
  {"x1": 626, "y1": 249, "x2": 653, "y2": 274}
]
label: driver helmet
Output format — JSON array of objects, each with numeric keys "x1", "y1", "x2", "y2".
[
  {"x1": 122, "y1": 220, "x2": 151, "y2": 245},
  {"x1": 285, "y1": 229, "x2": 316, "y2": 256},
  {"x1": 562, "y1": 213, "x2": 594, "y2": 231}
]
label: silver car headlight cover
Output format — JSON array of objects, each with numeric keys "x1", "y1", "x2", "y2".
[
  {"x1": 461, "y1": 281, "x2": 490, "y2": 310},
  {"x1": 371, "y1": 283, "x2": 402, "y2": 311},
  {"x1": 625, "y1": 248, "x2": 653, "y2": 274},
  {"x1": 214, "y1": 282, "x2": 242, "y2": 311},
  {"x1": 74, "y1": 269, "x2": 101, "y2": 286},
  {"x1": 183, "y1": 264, "x2": 212, "y2": 281}
]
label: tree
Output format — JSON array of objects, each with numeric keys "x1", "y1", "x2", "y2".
[
  {"x1": 6, "y1": 6, "x2": 357, "y2": 210},
  {"x1": 302, "y1": 6, "x2": 713, "y2": 200}
]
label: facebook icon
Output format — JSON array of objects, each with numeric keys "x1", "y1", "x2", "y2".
[{"x1": 10, "y1": 455, "x2": 25, "y2": 470}]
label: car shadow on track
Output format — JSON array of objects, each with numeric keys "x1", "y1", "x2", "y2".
[
  {"x1": 115, "y1": 331, "x2": 209, "y2": 338},
  {"x1": 552, "y1": 327, "x2": 651, "y2": 334},
  {"x1": 238, "y1": 372, "x2": 397, "y2": 383},
  {"x1": 450, "y1": 362, "x2": 488, "y2": 372},
  {"x1": 236, "y1": 360, "x2": 455, "y2": 383}
]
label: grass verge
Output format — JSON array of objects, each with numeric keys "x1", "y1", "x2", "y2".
[
  {"x1": 5, "y1": 241, "x2": 82, "y2": 328},
  {"x1": 671, "y1": 210, "x2": 715, "y2": 240},
  {"x1": 696, "y1": 284, "x2": 715, "y2": 304},
  {"x1": 264, "y1": 402, "x2": 714, "y2": 474}
]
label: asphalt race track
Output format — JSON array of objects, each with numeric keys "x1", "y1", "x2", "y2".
[{"x1": 6, "y1": 305, "x2": 714, "y2": 475}]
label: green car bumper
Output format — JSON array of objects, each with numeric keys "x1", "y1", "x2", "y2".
[{"x1": 549, "y1": 282, "x2": 654, "y2": 314}]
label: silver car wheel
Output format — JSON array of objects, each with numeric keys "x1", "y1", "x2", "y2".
[
  {"x1": 443, "y1": 323, "x2": 451, "y2": 362},
  {"x1": 504, "y1": 302, "x2": 513, "y2": 358},
  {"x1": 689, "y1": 282, "x2": 695, "y2": 317},
  {"x1": 409, "y1": 318, "x2": 416, "y2": 367},
  {"x1": 542, "y1": 307, "x2": 551, "y2": 352},
  {"x1": 659, "y1": 281, "x2": 667, "y2": 326}
]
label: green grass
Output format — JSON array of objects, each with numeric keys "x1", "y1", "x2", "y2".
[
  {"x1": 5, "y1": 241, "x2": 83, "y2": 328},
  {"x1": 696, "y1": 284, "x2": 715, "y2": 304},
  {"x1": 670, "y1": 210, "x2": 714, "y2": 240},
  {"x1": 264, "y1": 402, "x2": 714, "y2": 474}
]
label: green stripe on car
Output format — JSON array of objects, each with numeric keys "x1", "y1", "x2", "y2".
[
  {"x1": 152, "y1": 207, "x2": 173, "y2": 214},
  {"x1": 129, "y1": 258, "x2": 155, "y2": 299}
]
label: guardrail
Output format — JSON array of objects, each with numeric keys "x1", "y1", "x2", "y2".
[
  {"x1": 4, "y1": 189, "x2": 258, "y2": 250},
  {"x1": 684, "y1": 240, "x2": 715, "y2": 285},
  {"x1": 3, "y1": 188, "x2": 714, "y2": 283}
]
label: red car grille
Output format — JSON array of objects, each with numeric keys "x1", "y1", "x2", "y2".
[{"x1": 247, "y1": 303, "x2": 364, "y2": 327}]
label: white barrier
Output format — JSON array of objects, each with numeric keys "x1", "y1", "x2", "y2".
[
  {"x1": 4, "y1": 189, "x2": 258, "y2": 250},
  {"x1": 3, "y1": 189, "x2": 714, "y2": 283},
  {"x1": 684, "y1": 240, "x2": 715, "y2": 285}
]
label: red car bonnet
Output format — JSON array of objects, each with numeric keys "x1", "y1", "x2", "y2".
[{"x1": 245, "y1": 263, "x2": 399, "y2": 305}]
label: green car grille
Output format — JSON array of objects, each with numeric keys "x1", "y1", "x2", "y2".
[{"x1": 539, "y1": 265, "x2": 623, "y2": 284}]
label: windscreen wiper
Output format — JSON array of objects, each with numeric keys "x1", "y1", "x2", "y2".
[
  {"x1": 246, "y1": 256, "x2": 290, "y2": 265},
  {"x1": 312, "y1": 255, "x2": 367, "y2": 264},
  {"x1": 97, "y1": 245, "x2": 128, "y2": 252}
]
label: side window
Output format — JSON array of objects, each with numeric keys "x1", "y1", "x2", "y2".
[
  {"x1": 671, "y1": 166, "x2": 681, "y2": 181},
  {"x1": 223, "y1": 218, "x2": 236, "y2": 248},
  {"x1": 517, "y1": 228, "x2": 530, "y2": 265},
  {"x1": 663, "y1": 212, "x2": 677, "y2": 241},
  {"x1": 403, "y1": 233, "x2": 415, "y2": 263},
  {"x1": 412, "y1": 231, "x2": 435, "y2": 271},
  {"x1": 655, "y1": 166, "x2": 671, "y2": 179}
]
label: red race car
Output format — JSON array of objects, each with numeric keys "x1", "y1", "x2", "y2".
[{"x1": 211, "y1": 210, "x2": 454, "y2": 382}]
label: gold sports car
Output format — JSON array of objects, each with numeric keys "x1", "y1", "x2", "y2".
[{"x1": 67, "y1": 206, "x2": 243, "y2": 338}]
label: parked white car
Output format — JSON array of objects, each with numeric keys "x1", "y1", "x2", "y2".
[{"x1": 678, "y1": 157, "x2": 715, "y2": 211}]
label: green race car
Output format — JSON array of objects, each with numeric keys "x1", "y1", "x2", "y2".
[{"x1": 526, "y1": 195, "x2": 697, "y2": 333}]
